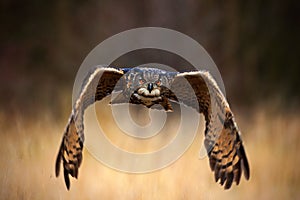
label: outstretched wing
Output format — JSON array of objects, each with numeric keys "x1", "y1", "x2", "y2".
[
  {"x1": 169, "y1": 71, "x2": 250, "y2": 189},
  {"x1": 55, "y1": 66, "x2": 124, "y2": 190}
]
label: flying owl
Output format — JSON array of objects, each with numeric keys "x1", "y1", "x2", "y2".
[{"x1": 55, "y1": 66, "x2": 250, "y2": 190}]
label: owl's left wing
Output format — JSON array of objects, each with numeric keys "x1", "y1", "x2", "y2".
[
  {"x1": 168, "y1": 71, "x2": 250, "y2": 189},
  {"x1": 55, "y1": 66, "x2": 124, "y2": 190}
]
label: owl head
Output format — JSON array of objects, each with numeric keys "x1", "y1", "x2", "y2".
[{"x1": 122, "y1": 67, "x2": 176, "y2": 98}]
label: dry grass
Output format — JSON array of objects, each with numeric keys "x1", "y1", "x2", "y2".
[{"x1": 0, "y1": 102, "x2": 299, "y2": 200}]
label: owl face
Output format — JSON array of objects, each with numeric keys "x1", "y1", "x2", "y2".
[
  {"x1": 136, "y1": 77, "x2": 161, "y2": 97},
  {"x1": 124, "y1": 68, "x2": 168, "y2": 97},
  {"x1": 122, "y1": 67, "x2": 175, "y2": 108}
]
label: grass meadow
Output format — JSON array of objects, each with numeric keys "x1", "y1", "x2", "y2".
[{"x1": 0, "y1": 99, "x2": 299, "y2": 200}]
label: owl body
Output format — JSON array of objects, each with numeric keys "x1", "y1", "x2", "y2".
[{"x1": 55, "y1": 66, "x2": 250, "y2": 190}]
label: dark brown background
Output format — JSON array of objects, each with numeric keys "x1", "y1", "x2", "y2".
[{"x1": 1, "y1": 0, "x2": 299, "y2": 117}]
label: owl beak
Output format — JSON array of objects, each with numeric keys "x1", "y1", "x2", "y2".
[{"x1": 147, "y1": 83, "x2": 153, "y2": 92}]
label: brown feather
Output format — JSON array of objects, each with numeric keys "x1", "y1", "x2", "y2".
[
  {"x1": 171, "y1": 71, "x2": 250, "y2": 189},
  {"x1": 55, "y1": 67, "x2": 250, "y2": 190},
  {"x1": 55, "y1": 67, "x2": 124, "y2": 190}
]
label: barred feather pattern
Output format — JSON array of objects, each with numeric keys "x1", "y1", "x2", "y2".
[
  {"x1": 55, "y1": 66, "x2": 250, "y2": 190},
  {"x1": 55, "y1": 67, "x2": 124, "y2": 189},
  {"x1": 169, "y1": 71, "x2": 250, "y2": 189}
]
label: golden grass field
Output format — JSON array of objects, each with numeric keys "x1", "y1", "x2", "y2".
[{"x1": 0, "y1": 99, "x2": 299, "y2": 200}]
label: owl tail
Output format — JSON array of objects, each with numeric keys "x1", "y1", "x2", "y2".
[{"x1": 55, "y1": 116, "x2": 83, "y2": 190}]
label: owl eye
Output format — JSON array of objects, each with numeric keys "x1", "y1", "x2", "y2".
[
  {"x1": 155, "y1": 80, "x2": 161, "y2": 86},
  {"x1": 139, "y1": 78, "x2": 146, "y2": 85}
]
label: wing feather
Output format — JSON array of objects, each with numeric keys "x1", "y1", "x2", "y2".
[
  {"x1": 55, "y1": 66, "x2": 124, "y2": 189},
  {"x1": 169, "y1": 71, "x2": 250, "y2": 189},
  {"x1": 55, "y1": 67, "x2": 249, "y2": 190}
]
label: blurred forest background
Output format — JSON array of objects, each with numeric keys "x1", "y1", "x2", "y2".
[{"x1": 0, "y1": 0, "x2": 299, "y2": 199}]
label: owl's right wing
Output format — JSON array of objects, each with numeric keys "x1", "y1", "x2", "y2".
[
  {"x1": 168, "y1": 71, "x2": 250, "y2": 189},
  {"x1": 55, "y1": 66, "x2": 125, "y2": 190}
]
